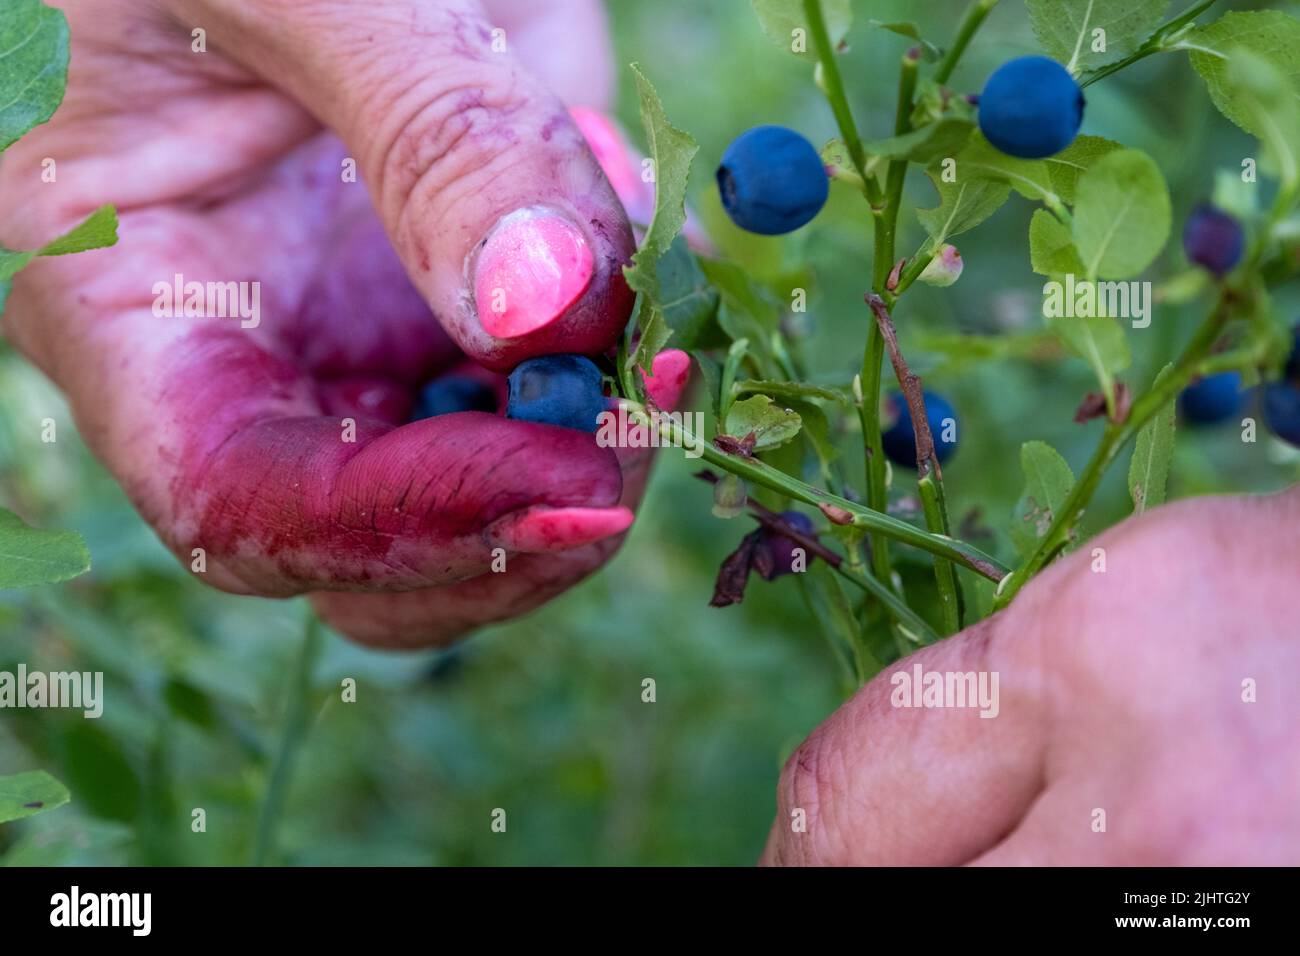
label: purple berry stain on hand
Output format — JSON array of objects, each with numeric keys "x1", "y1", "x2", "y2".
[
  {"x1": 882, "y1": 391, "x2": 958, "y2": 468},
  {"x1": 506, "y1": 354, "x2": 606, "y2": 433},
  {"x1": 978, "y1": 56, "x2": 1084, "y2": 159},
  {"x1": 1180, "y1": 372, "x2": 1245, "y2": 425},
  {"x1": 410, "y1": 376, "x2": 499, "y2": 421},
  {"x1": 1182, "y1": 204, "x2": 1245, "y2": 277},
  {"x1": 716, "y1": 126, "x2": 829, "y2": 235},
  {"x1": 757, "y1": 511, "x2": 816, "y2": 580}
]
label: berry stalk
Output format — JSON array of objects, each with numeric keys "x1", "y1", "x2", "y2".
[{"x1": 626, "y1": 404, "x2": 1010, "y2": 581}]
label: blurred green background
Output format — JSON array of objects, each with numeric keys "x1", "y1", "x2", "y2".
[{"x1": 2, "y1": 0, "x2": 1298, "y2": 865}]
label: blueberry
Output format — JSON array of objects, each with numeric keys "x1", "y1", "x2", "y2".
[
  {"x1": 716, "y1": 126, "x2": 829, "y2": 235},
  {"x1": 1284, "y1": 325, "x2": 1300, "y2": 383},
  {"x1": 1183, "y1": 204, "x2": 1244, "y2": 277},
  {"x1": 1180, "y1": 371, "x2": 1245, "y2": 425},
  {"x1": 411, "y1": 376, "x2": 498, "y2": 420},
  {"x1": 505, "y1": 354, "x2": 606, "y2": 432},
  {"x1": 978, "y1": 56, "x2": 1084, "y2": 159},
  {"x1": 881, "y1": 392, "x2": 958, "y2": 468},
  {"x1": 1263, "y1": 381, "x2": 1300, "y2": 447},
  {"x1": 757, "y1": 511, "x2": 816, "y2": 580}
]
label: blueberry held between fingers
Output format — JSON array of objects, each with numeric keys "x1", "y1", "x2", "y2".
[
  {"x1": 1180, "y1": 372, "x2": 1245, "y2": 425},
  {"x1": 716, "y1": 126, "x2": 829, "y2": 235},
  {"x1": 411, "y1": 376, "x2": 498, "y2": 420},
  {"x1": 505, "y1": 354, "x2": 606, "y2": 433},
  {"x1": 881, "y1": 391, "x2": 959, "y2": 468},
  {"x1": 978, "y1": 56, "x2": 1084, "y2": 159},
  {"x1": 1183, "y1": 204, "x2": 1245, "y2": 277}
]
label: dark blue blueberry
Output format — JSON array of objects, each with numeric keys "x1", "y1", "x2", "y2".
[
  {"x1": 716, "y1": 126, "x2": 829, "y2": 235},
  {"x1": 505, "y1": 354, "x2": 606, "y2": 432},
  {"x1": 1183, "y1": 204, "x2": 1245, "y2": 277},
  {"x1": 978, "y1": 56, "x2": 1084, "y2": 159},
  {"x1": 758, "y1": 511, "x2": 816, "y2": 580},
  {"x1": 1263, "y1": 381, "x2": 1300, "y2": 448},
  {"x1": 881, "y1": 391, "x2": 959, "y2": 468},
  {"x1": 1284, "y1": 325, "x2": 1300, "y2": 383},
  {"x1": 411, "y1": 376, "x2": 498, "y2": 420},
  {"x1": 1180, "y1": 371, "x2": 1245, "y2": 425}
]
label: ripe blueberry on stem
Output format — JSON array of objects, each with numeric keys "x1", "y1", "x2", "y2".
[
  {"x1": 1183, "y1": 204, "x2": 1245, "y2": 277},
  {"x1": 757, "y1": 511, "x2": 816, "y2": 579},
  {"x1": 716, "y1": 126, "x2": 829, "y2": 235},
  {"x1": 505, "y1": 355, "x2": 606, "y2": 433},
  {"x1": 978, "y1": 56, "x2": 1084, "y2": 159},
  {"x1": 882, "y1": 391, "x2": 958, "y2": 468},
  {"x1": 1264, "y1": 327, "x2": 1300, "y2": 447},
  {"x1": 1180, "y1": 372, "x2": 1245, "y2": 425}
]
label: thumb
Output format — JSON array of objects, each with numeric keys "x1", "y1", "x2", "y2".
[{"x1": 168, "y1": 0, "x2": 635, "y2": 371}]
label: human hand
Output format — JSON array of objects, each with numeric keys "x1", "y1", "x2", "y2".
[
  {"x1": 762, "y1": 488, "x2": 1300, "y2": 865},
  {"x1": 0, "y1": 0, "x2": 680, "y2": 646}
]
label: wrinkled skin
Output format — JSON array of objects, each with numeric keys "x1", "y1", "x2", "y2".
[
  {"x1": 763, "y1": 489, "x2": 1300, "y2": 865},
  {"x1": 0, "y1": 0, "x2": 679, "y2": 647}
]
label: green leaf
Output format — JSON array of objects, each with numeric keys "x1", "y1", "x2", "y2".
[
  {"x1": 0, "y1": 278, "x2": 10, "y2": 315},
  {"x1": 954, "y1": 133, "x2": 1062, "y2": 208},
  {"x1": 700, "y1": 258, "x2": 782, "y2": 378},
  {"x1": 1045, "y1": 135, "x2": 1124, "y2": 205},
  {"x1": 699, "y1": 258, "x2": 780, "y2": 331},
  {"x1": 632, "y1": 303, "x2": 673, "y2": 378},
  {"x1": 0, "y1": 770, "x2": 70, "y2": 824},
  {"x1": 867, "y1": 20, "x2": 941, "y2": 59},
  {"x1": 916, "y1": 167, "x2": 1011, "y2": 242},
  {"x1": 1010, "y1": 441, "x2": 1075, "y2": 558},
  {"x1": 0, "y1": 0, "x2": 69, "y2": 151},
  {"x1": 1213, "y1": 166, "x2": 1259, "y2": 221},
  {"x1": 623, "y1": 64, "x2": 697, "y2": 372},
  {"x1": 733, "y1": 379, "x2": 851, "y2": 405},
  {"x1": 1026, "y1": 0, "x2": 1169, "y2": 74},
  {"x1": 1186, "y1": 11, "x2": 1300, "y2": 139},
  {"x1": 785, "y1": 398, "x2": 839, "y2": 467},
  {"x1": 1155, "y1": 268, "x2": 1208, "y2": 305},
  {"x1": 1029, "y1": 209, "x2": 1086, "y2": 275},
  {"x1": 724, "y1": 394, "x2": 802, "y2": 451},
  {"x1": 693, "y1": 351, "x2": 723, "y2": 423},
  {"x1": 1223, "y1": 49, "x2": 1300, "y2": 190},
  {"x1": 1071, "y1": 149, "x2": 1170, "y2": 279},
  {"x1": 864, "y1": 117, "x2": 975, "y2": 166},
  {"x1": 0, "y1": 507, "x2": 90, "y2": 588},
  {"x1": 0, "y1": 205, "x2": 120, "y2": 283},
  {"x1": 1046, "y1": 311, "x2": 1131, "y2": 395},
  {"x1": 1129, "y1": 364, "x2": 1177, "y2": 514},
  {"x1": 654, "y1": 236, "x2": 721, "y2": 350},
  {"x1": 914, "y1": 329, "x2": 1060, "y2": 369},
  {"x1": 751, "y1": 0, "x2": 852, "y2": 61}
]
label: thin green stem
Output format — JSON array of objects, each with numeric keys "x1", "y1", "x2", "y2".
[
  {"x1": 1079, "y1": 0, "x2": 1220, "y2": 88},
  {"x1": 993, "y1": 290, "x2": 1236, "y2": 609},
  {"x1": 935, "y1": 0, "x2": 1000, "y2": 85},
  {"x1": 633, "y1": 406, "x2": 1009, "y2": 580},
  {"x1": 919, "y1": 475, "x2": 961, "y2": 635},
  {"x1": 803, "y1": 0, "x2": 882, "y2": 206},
  {"x1": 253, "y1": 609, "x2": 323, "y2": 867}
]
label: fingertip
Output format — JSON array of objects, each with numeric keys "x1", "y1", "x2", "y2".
[
  {"x1": 642, "y1": 349, "x2": 691, "y2": 411},
  {"x1": 483, "y1": 504, "x2": 634, "y2": 553}
]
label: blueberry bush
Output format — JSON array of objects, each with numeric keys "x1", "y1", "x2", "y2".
[{"x1": 608, "y1": 0, "x2": 1300, "y2": 690}]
